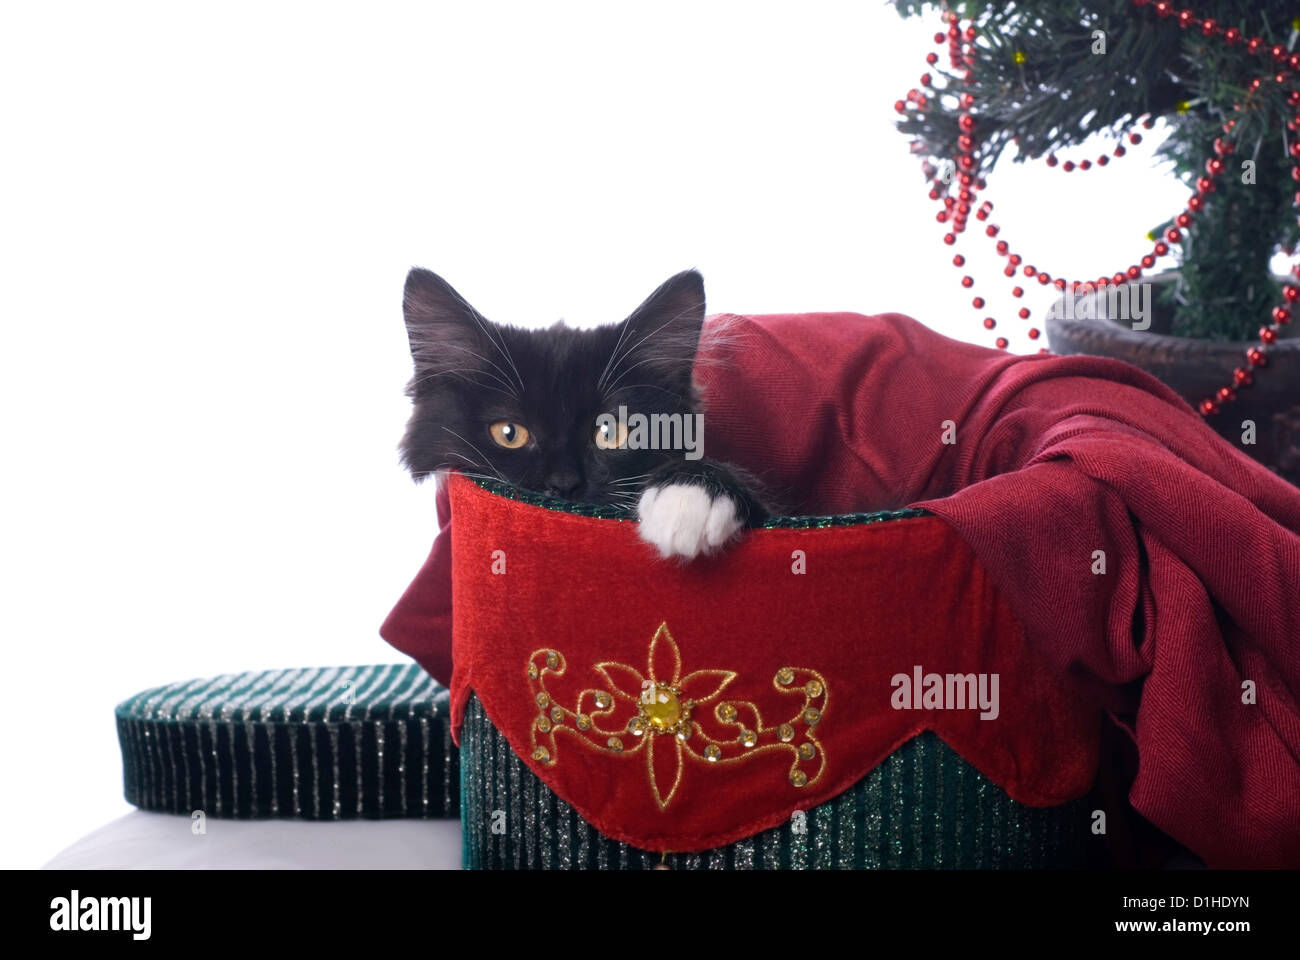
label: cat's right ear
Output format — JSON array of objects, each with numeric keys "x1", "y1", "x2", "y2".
[{"x1": 402, "y1": 268, "x2": 491, "y2": 391}]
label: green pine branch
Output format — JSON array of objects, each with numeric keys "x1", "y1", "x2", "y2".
[{"x1": 893, "y1": 0, "x2": 1298, "y2": 339}]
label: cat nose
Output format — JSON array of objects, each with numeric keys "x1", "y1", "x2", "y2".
[{"x1": 545, "y1": 470, "x2": 581, "y2": 497}]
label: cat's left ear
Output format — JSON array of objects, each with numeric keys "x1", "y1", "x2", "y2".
[
  {"x1": 402, "y1": 267, "x2": 497, "y2": 395},
  {"x1": 617, "y1": 269, "x2": 707, "y2": 381}
]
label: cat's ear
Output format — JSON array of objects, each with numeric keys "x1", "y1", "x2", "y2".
[
  {"x1": 402, "y1": 268, "x2": 493, "y2": 391},
  {"x1": 617, "y1": 269, "x2": 707, "y2": 382}
]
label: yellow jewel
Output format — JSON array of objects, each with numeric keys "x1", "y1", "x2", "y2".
[
  {"x1": 1176, "y1": 101, "x2": 1190, "y2": 114},
  {"x1": 1146, "y1": 231, "x2": 1157, "y2": 242},
  {"x1": 1013, "y1": 50, "x2": 1026, "y2": 65},
  {"x1": 803, "y1": 707, "x2": 822, "y2": 726},
  {"x1": 776, "y1": 667, "x2": 795, "y2": 686},
  {"x1": 790, "y1": 770, "x2": 808, "y2": 787},
  {"x1": 640, "y1": 684, "x2": 684, "y2": 733},
  {"x1": 804, "y1": 679, "x2": 823, "y2": 697},
  {"x1": 778, "y1": 723, "x2": 795, "y2": 742},
  {"x1": 798, "y1": 742, "x2": 816, "y2": 760}
]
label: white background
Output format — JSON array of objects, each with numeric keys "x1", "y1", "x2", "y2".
[{"x1": 1, "y1": 0, "x2": 1193, "y2": 868}]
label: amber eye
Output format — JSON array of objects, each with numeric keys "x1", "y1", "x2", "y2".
[
  {"x1": 489, "y1": 421, "x2": 530, "y2": 449},
  {"x1": 594, "y1": 417, "x2": 629, "y2": 450}
]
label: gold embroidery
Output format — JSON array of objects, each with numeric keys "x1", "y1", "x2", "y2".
[{"x1": 524, "y1": 622, "x2": 829, "y2": 809}]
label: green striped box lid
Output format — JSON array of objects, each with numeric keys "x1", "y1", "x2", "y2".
[{"x1": 115, "y1": 664, "x2": 458, "y2": 820}]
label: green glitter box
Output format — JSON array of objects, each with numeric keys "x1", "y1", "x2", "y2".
[
  {"x1": 459, "y1": 695, "x2": 1094, "y2": 869},
  {"x1": 115, "y1": 665, "x2": 460, "y2": 821}
]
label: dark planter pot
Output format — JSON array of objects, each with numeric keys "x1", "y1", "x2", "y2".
[{"x1": 1045, "y1": 276, "x2": 1300, "y2": 487}]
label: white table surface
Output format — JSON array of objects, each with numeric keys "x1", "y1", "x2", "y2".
[{"x1": 43, "y1": 810, "x2": 463, "y2": 870}]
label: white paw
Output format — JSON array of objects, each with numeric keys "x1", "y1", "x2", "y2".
[{"x1": 636, "y1": 483, "x2": 743, "y2": 560}]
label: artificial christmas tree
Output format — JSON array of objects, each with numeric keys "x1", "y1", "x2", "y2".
[{"x1": 893, "y1": 1, "x2": 1300, "y2": 481}]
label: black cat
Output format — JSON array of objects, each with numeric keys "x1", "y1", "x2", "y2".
[{"x1": 399, "y1": 267, "x2": 770, "y2": 559}]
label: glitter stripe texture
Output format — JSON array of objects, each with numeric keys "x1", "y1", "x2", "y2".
[
  {"x1": 114, "y1": 666, "x2": 459, "y2": 820},
  {"x1": 461, "y1": 695, "x2": 1089, "y2": 869}
]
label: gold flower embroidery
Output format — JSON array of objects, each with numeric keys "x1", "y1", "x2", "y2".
[{"x1": 525, "y1": 622, "x2": 828, "y2": 810}]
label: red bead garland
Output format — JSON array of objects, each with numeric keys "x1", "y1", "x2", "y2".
[{"x1": 898, "y1": 1, "x2": 1300, "y2": 416}]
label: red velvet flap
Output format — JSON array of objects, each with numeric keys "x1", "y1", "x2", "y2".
[{"x1": 447, "y1": 474, "x2": 1098, "y2": 853}]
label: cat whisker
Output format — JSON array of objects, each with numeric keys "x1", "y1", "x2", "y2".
[
  {"x1": 437, "y1": 456, "x2": 504, "y2": 486},
  {"x1": 440, "y1": 289, "x2": 526, "y2": 395},
  {"x1": 439, "y1": 427, "x2": 508, "y2": 483},
  {"x1": 596, "y1": 309, "x2": 637, "y2": 392},
  {"x1": 600, "y1": 382, "x2": 686, "y2": 403},
  {"x1": 408, "y1": 369, "x2": 518, "y2": 401},
  {"x1": 440, "y1": 468, "x2": 509, "y2": 486},
  {"x1": 604, "y1": 353, "x2": 700, "y2": 394},
  {"x1": 600, "y1": 302, "x2": 702, "y2": 394},
  {"x1": 407, "y1": 339, "x2": 521, "y2": 399}
]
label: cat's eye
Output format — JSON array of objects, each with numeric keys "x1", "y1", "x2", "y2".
[
  {"x1": 595, "y1": 418, "x2": 629, "y2": 450},
  {"x1": 489, "y1": 421, "x2": 530, "y2": 449}
]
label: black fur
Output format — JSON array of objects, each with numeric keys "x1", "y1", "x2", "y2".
[{"x1": 398, "y1": 267, "x2": 770, "y2": 521}]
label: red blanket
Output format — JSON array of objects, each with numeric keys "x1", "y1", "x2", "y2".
[{"x1": 382, "y1": 311, "x2": 1300, "y2": 868}]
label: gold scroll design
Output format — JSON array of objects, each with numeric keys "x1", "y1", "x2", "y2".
[{"x1": 524, "y1": 622, "x2": 828, "y2": 811}]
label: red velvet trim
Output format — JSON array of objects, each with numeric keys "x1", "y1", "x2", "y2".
[{"x1": 445, "y1": 474, "x2": 1098, "y2": 853}]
